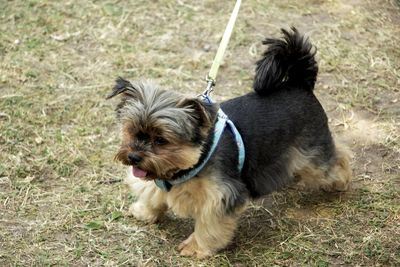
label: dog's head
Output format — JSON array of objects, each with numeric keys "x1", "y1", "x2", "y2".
[{"x1": 107, "y1": 78, "x2": 218, "y2": 180}]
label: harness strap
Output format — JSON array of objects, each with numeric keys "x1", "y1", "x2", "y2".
[{"x1": 154, "y1": 109, "x2": 245, "y2": 192}]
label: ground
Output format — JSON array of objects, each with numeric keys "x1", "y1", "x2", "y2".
[{"x1": 0, "y1": 0, "x2": 399, "y2": 266}]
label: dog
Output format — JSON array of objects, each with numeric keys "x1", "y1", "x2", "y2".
[{"x1": 107, "y1": 27, "x2": 352, "y2": 258}]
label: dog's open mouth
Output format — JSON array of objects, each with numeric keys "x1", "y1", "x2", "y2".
[
  {"x1": 132, "y1": 167, "x2": 148, "y2": 179},
  {"x1": 132, "y1": 166, "x2": 175, "y2": 181}
]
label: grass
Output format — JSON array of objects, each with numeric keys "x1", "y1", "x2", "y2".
[{"x1": 1, "y1": 0, "x2": 399, "y2": 266}]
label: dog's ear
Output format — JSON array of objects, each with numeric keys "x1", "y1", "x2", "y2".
[
  {"x1": 107, "y1": 77, "x2": 141, "y2": 118},
  {"x1": 178, "y1": 98, "x2": 218, "y2": 128},
  {"x1": 106, "y1": 77, "x2": 137, "y2": 99}
]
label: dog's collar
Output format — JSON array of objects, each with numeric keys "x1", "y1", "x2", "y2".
[{"x1": 154, "y1": 108, "x2": 245, "y2": 192}]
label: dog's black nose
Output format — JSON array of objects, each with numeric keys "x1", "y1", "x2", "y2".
[{"x1": 128, "y1": 153, "x2": 143, "y2": 165}]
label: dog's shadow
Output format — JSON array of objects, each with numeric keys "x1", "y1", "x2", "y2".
[{"x1": 155, "y1": 188, "x2": 352, "y2": 260}]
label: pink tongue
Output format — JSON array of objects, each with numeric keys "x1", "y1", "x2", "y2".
[{"x1": 132, "y1": 167, "x2": 147, "y2": 178}]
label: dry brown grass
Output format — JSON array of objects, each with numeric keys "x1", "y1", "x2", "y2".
[{"x1": 1, "y1": 0, "x2": 399, "y2": 266}]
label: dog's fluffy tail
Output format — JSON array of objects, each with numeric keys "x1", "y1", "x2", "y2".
[{"x1": 253, "y1": 27, "x2": 318, "y2": 95}]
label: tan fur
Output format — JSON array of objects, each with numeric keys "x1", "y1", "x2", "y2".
[
  {"x1": 324, "y1": 143, "x2": 352, "y2": 191},
  {"x1": 157, "y1": 145, "x2": 202, "y2": 176},
  {"x1": 116, "y1": 121, "x2": 203, "y2": 179},
  {"x1": 126, "y1": 169, "x2": 246, "y2": 258},
  {"x1": 126, "y1": 169, "x2": 168, "y2": 223},
  {"x1": 291, "y1": 143, "x2": 352, "y2": 191}
]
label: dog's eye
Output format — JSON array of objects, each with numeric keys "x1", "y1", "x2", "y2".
[
  {"x1": 154, "y1": 136, "x2": 168, "y2": 146},
  {"x1": 137, "y1": 131, "x2": 149, "y2": 141}
]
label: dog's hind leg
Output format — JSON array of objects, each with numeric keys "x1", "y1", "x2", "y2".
[
  {"x1": 290, "y1": 143, "x2": 352, "y2": 192},
  {"x1": 321, "y1": 143, "x2": 352, "y2": 192}
]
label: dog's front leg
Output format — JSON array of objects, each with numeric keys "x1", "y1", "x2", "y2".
[
  {"x1": 127, "y1": 179, "x2": 167, "y2": 224},
  {"x1": 177, "y1": 213, "x2": 238, "y2": 258}
]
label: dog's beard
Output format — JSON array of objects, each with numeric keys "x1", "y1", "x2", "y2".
[{"x1": 115, "y1": 143, "x2": 203, "y2": 180}]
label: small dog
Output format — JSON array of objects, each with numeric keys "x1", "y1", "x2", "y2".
[{"x1": 107, "y1": 28, "x2": 352, "y2": 258}]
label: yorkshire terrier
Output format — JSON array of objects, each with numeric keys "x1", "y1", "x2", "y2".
[{"x1": 107, "y1": 28, "x2": 352, "y2": 258}]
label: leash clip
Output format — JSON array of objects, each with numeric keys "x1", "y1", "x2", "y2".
[
  {"x1": 198, "y1": 76, "x2": 216, "y2": 104},
  {"x1": 201, "y1": 76, "x2": 215, "y2": 97}
]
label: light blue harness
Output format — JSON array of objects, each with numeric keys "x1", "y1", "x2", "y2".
[{"x1": 154, "y1": 103, "x2": 245, "y2": 192}]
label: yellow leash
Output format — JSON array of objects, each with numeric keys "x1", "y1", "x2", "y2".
[
  {"x1": 155, "y1": 0, "x2": 244, "y2": 192},
  {"x1": 202, "y1": 0, "x2": 242, "y2": 96}
]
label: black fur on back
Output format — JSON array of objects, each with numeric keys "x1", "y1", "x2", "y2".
[
  {"x1": 254, "y1": 27, "x2": 318, "y2": 95},
  {"x1": 210, "y1": 28, "x2": 335, "y2": 201}
]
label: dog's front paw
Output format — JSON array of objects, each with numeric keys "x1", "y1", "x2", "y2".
[
  {"x1": 128, "y1": 202, "x2": 160, "y2": 224},
  {"x1": 177, "y1": 234, "x2": 212, "y2": 259}
]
